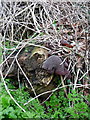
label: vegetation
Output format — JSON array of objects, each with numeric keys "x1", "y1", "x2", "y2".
[{"x1": 0, "y1": 81, "x2": 89, "y2": 119}]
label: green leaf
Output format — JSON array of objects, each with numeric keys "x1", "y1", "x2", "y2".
[
  {"x1": 1, "y1": 95, "x2": 11, "y2": 108},
  {"x1": 25, "y1": 111, "x2": 35, "y2": 118},
  {"x1": 9, "y1": 112, "x2": 17, "y2": 118}
]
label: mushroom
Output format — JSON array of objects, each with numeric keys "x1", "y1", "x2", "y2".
[{"x1": 42, "y1": 55, "x2": 71, "y2": 78}]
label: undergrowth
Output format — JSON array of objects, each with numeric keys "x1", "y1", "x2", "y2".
[{"x1": 0, "y1": 81, "x2": 89, "y2": 119}]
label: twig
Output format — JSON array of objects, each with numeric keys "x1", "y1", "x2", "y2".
[
  {"x1": 73, "y1": 68, "x2": 80, "y2": 90},
  {"x1": 61, "y1": 76, "x2": 68, "y2": 97},
  {"x1": 24, "y1": 84, "x2": 72, "y2": 106}
]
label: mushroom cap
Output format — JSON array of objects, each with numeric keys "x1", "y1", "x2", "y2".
[{"x1": 42, "y1": 55, "x2": 71, "y2": 78}]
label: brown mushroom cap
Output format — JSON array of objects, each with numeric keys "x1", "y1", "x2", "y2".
[{"x1": 42, "y1": 55, "x2": 71, "y2": 78}]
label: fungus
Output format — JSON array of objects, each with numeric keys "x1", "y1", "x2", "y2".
[{"x1": 42, "y1": 55, "x2": 71, "y2": 78}]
